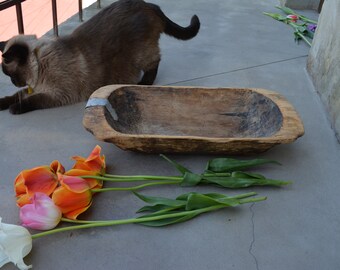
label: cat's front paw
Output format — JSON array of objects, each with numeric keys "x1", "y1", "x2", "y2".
[
  {"x1": 0, "y1": 97, "x2": 11, "y2": 110},
  {"x1": 9, "y1": 103, "x2": 25, "y2": 114}
]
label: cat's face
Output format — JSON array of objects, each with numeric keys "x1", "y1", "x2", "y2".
[{"x1": 0, "y1": 35, "x2": 38, "y2": 87}]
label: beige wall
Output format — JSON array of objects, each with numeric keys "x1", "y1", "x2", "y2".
[{"x1": 307, "y1": 0, "x2": 340, "y2": 141}]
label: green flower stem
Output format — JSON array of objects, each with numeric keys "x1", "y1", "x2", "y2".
[
  {"x1": 298, "y1": 16, "x2": 317, "y2": 25},
  {"x1": 91, "y1": 181, "x2": 180, "y2": 193},
  {"x1": 295, "y1": 31, "x2": 312, "y2": 46},
  {"x1": 60, "y1": 217, "x2": 104, "y2": 224},
  {"x1": 82, "y1": 175, "x2": 183, "y2": 182},
  {"x1": 83, "y1": 173, "x2": 231, "y2": 182},
  {"x1": 103, "y1": 173, "x2": 232, "y2": 178},
  {"x1": 31, "y1": 196, "x2": 266, "y2": 239},
  {"x1": 286, "y1": 22, "x2": 312, "y2": 46},
  {"x1": 32, "y1": 206, "x2": 225, "y2": 239}
]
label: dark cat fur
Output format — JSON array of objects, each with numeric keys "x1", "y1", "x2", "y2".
[{"x1": 0, "y1": 0, "x2": 200, "y2": 114}]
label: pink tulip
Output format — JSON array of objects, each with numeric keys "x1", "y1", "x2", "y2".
[
  {"x1": 286, "y1": 14, "x2": 298, "y2": 22},
  {"x1": 20, "y1": 193, "x2": 62, "y2": 230}
]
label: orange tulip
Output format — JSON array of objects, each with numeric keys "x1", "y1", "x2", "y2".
[
  {"x1": 52, "y1": 174, "x2": 92, "y2": 220},
  {"x1": 14, "y1": 173, "x2": 26, "y2": 197},
  {"x1": 14, "y1": 162, "x2": 60, "y2": 207},
  {"x1": 65, "y1": 169, "x2": 103, "y2": 190},
  {"x1": 50, "y1": 160, "x2": 65, "y2": 174},
  {"x1": 71, "y1": 145, "x2": 106, "y2": 174},
  {"x1": 16, "y1": 194, "x2": 32, "y2": 208}
]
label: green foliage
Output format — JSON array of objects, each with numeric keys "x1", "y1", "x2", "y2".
[
  {"x1": 263, "y1": 7, "x2": 318, "y2": 47},
  {"x1": 205, "y1": 158, "x2": 280, "y2": 173},
  {"x1": 134, "y1": 191, "x2": 266, "y2": 227},
  {"x1": 181, "y1": 172, "x2": 202, "y2": 186},
  {"x1": 161, "y1": 155, "x2": 290, "y2": 189},
  {"x1": 275, "y1": 6, "x2": 318, "y2": 24}
]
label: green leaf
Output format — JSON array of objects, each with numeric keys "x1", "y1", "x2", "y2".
[
  {"x1": 185, "y1": 193, "x2": 239, "y2": 210},
  {"x1": 206, "y1": 158, "x2": 280, "y2": 173},
  {"x1": 133, "y1": 192, "x2": 186, "y2": 207},
  {"x1": 305, "y1": 28, "x2": 314, "y2": 39},
  {"x1": 293, "y1": 31, "x2": 312, "y2": 46},
  {"x1": 175, "y1": 192, "x2": 195, "y2": 201},
  {"x1": 136, "y1": 204, "x2": 175, "y2": 213},
  {"x1": 137, "y1": 212, "x2": 198, "y2": 227},
  {"x1": 176, "y1": 192, "x2": 230, "y2": 201},
  {"x1": 231, "y1": 171, "x2": 265, "y2": 179},
  {"x1": 263, "y1": 12, "x2": 288, "y2": 22},
  {"x1": 203, "y1": 176, "x2": 253, "y2": 188},
  {"x1": 160, "y1": 154, "x2": 192, "y2": 175},
  {"x1": 177, "y1": 192, "x2": 257, "y2": 202},
  {"x1": 180, "y1": 172, "x2": 202, "y2": 187},
  {"x1": 201, "y1": 193, "x2": 229, "y2": 200},
  {"x1": 186, "y1": 194, "x2": 220, "y2": 210},
  {"x1": 203, "y1": 175, "x2": 291, "y2": 188},
  {"x1": 297, "y1": 25, "x2": 307, "y2": 33}
]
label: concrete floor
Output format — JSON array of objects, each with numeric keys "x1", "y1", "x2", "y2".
[{"x1": 1, "y1": 0, "x2": 340, "y2": 269}]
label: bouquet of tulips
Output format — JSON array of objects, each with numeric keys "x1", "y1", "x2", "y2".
[
  {"x1": 264, "y1": 6, "x2": 318, "y2": 46},
  {"x1": 1, "y1": 145, "x2": 291, "y2": 269}
]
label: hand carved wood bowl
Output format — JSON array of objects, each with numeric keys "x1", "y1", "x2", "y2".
[{"x1": 83, "y1": 85, "x2": 304, "y2": 154}]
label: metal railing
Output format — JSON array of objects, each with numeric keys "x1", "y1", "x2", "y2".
[
  {"x1": 52, "y1": 0, "x2": 101, "y2": 36},
  {"x1": 0, "y1": 0, "x2": 26, "y2": 34},
  {"x1": 0, "y1": 0, "x2": 101, "y2": 37}
]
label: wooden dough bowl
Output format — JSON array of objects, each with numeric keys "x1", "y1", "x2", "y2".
[{"x1": 83, "y1": 85, "x2": 304, "y2": 154}]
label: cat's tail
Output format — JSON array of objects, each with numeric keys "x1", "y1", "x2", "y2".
[
  {"x1": 163, "y1": 14, "x2": 200, "y2": 40},
  {"x1": 150, "y1": 4, "x2": 200, "y2": 40}
]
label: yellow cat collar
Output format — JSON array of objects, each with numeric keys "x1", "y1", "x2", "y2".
[{"x1": 27, "y1": 86, "x2": 33, "y2": 94}]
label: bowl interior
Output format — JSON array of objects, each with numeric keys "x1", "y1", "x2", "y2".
[{"x1": 106, "y1": 86, "x2": 283, "y2": 138}]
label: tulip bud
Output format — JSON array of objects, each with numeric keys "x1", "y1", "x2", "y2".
[
  {"x1": 286, "y1": 14, "x2": 298, "y2": 22},
  {"x1": 20, "y1": 193, "x2": 62, "y2": 230}
]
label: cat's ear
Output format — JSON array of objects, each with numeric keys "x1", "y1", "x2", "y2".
[
  {"x1": 2, "y1": 43, "x2": 29, "y2": 65},
  {"x1": 0, "y1": 41, "x2": 7, "y2": 52}
]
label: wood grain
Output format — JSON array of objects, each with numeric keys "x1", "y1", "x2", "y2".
[{"x1": 83, "y1": 85, "x2": 304, "y2": 154}]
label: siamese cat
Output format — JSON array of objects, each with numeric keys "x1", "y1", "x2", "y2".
[{"x1": 0, "y1": 0, "x2": 200, "y2": 114}]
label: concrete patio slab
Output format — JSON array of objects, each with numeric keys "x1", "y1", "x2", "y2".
[{"x1": 1, "y1": 0, "x2": 339, "y2": 270}]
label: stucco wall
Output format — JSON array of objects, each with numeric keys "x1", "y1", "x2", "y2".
[{"x1": 307, "y1": 0, "x2": 340, "y2": 141}]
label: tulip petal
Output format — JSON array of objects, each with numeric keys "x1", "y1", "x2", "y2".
[
  {"x1": 0, "y1": 217, "x2": 32, "y2": 270},
  {"x1": 71, "y1": 145, "x2": 105, "y2": 174},
  {"x1": 59, "y1": 175, "x2": 91, "y2": 193},
  {"x1": 65, "y1": 169, "x2": 103, "y2": 189},
  {"x1": 50, "y1": 160, "x2": 65, "y2": 174},
  {"x1": 16, "y1": 194, "x2": 32, "y2": 208},
  {"x1": 14, "y1": 173, "x2": 26, "y2": 197},
  {"x1": 63, "y1": 201, "x2": 93, "y2": 220},
  {"x1": 52, "y1": 186, "x2": 92, "y2": 217},
  {"x1": 71, "y1": 156, "x2": 91, "y2": 171},
  {"x1": 22, "y1": 166, "x2": 58, "y2": 197}
]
